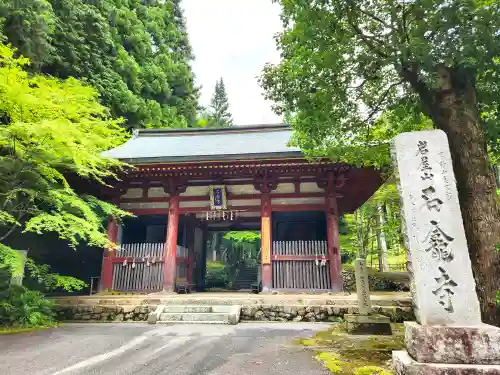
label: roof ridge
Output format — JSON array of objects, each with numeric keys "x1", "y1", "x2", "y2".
[{"x1": 133, "y1": 123, "x2": 290, "y2": 137}]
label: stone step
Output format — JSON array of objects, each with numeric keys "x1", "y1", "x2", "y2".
[
  {"x1": 159, "y1": 312, "x2": 229, "y2": 322},
  {"x1": 149, "y1": 305, "x2": 241, "y2": 325},
  {"x1": 162, "y1": 306, "x2": 213, "y2": 313}
]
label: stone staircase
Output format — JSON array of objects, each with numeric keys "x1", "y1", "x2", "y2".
[
  {"x1": 232, "y1": 266, "x2": 258, "y2": 290},
  {"x1": 148, "y1": 305, "x2": 241, "y2": 325}
]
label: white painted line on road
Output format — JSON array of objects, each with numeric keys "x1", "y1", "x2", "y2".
[
  {"x1": 148, "y1": 336, "x2": 190, "y2": 357},
  {"x1": 51, "y1": 334, "x2": 150, "y2": 375}
]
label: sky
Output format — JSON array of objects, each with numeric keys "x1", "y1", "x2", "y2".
[{"x1": 182, "y1": 0, "x2": 283, "y2": 125}]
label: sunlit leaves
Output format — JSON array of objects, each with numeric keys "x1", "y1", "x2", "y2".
[{"x1": 0, "y1": 44, "x2": 131, "y2": 258}]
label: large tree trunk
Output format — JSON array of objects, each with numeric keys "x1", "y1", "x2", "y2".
[
  {"x1": 414, "y1": 67, "x2": 500, "y2": 326},
  {"x1": 494, "y1": 165, "x2": 500, "y2": 188}
]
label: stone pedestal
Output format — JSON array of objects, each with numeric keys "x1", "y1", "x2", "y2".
[
  {"x1": 404, "y1": 322, "x2": 500, "y2": 365},
  {"x1": 393, "y1": 350, "x2": 500, "y2": 375},
  {"x1": 345, "y1": 313, "x2": 392, "y2": 335},
  {"x1": 393, "y1": 322, "x2": 500, "y2": 374}
]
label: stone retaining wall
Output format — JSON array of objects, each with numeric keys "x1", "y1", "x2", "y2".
[
  {"x1": 54, "y1": 305, "x2": 155, "y2": 322},
  {"x1": 342, "y1": 270, "x2": 410, "y2": 292},
  {"x1": 54, "y1": 304, "x2": 414, "y2": 323}
]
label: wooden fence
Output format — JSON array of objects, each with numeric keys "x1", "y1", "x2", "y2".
[
  {"x1": 272, "y1": 240, "x2": 331, "y2": 290},
  {"x1": 111, "y1": 243, "x2": 190, "y2": 292}
]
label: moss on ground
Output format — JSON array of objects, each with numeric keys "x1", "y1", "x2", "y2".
[
  {"x1": 0, "y1": 324, "x2": 56, "y2": 334},
  {"x1": 296, "y1": 323, "x2": 404, "y2": 374}
]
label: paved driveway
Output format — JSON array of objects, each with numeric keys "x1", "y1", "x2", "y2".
[{"x1": 0, "y1": 323, "x2": 331, "y2": 375}]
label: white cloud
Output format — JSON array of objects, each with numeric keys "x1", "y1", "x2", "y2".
[{"x1": 182, "y1": 0, "x2": 283, "y2": 125}]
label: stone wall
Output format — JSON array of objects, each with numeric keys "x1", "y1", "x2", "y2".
[
  {"x1": 54, "y1": 304, "x2": 414, "y2": 323},
  {"x1": 240, "y1": 305, "x2": 414, "y2": 322},
  {"x1": 54, "y1": 305, "x2": 156, "y2": 322},
  {"x1": 342, "y1": 269, "x2": 410, "y2": 292}
]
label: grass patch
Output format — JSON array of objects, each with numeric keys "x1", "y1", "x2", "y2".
[
  {"x1": 0, "y1": 324, "x2": 56, "y2": 335},
  {"x1": 297, "y1": 323, "x2": 404, "y2": 374},
  {"x1": 206, "y1": 261, "x2": 225, "y2": 270},
  {"x1": 315, "y1": 352, "x2": 344, "y2": 373}
]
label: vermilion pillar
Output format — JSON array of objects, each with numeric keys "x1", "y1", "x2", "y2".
[
  {"x1": 260, "y1": 192, "x2": 273, "y2": 292},
  {"x1": 100, "y1": 219, "x2": 118, "y2": 291},
  {"x1": 325, "y1": 189, "x2": 343, "y2": 292},
  {"x1": 186, "y1": 217, "x2": 196, "y2": 285},
  {"x1": 163, "y1": 195, "x2": 180, "y2": 292}
]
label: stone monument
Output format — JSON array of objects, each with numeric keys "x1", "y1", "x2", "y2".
[
  {"x1": 344, "y1": 258, "x2": 392, "y2": 335},
  {"x1": 391, "y1": 130, "x2": 500, "y2": 374}
]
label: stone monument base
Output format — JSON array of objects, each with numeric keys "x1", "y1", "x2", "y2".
[
  {"x1": 344, "y1": 313, "x2": 392, "y2": 335},
  {"x1": 393, "y1": 351, "x2": 500, "y2": 375},
  {"x1": 393, "y1": 322, "x2": 500, "y2": 374}
]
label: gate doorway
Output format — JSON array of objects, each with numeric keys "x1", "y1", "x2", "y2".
[{"x1": 204, "y1": 229, "x2": 261, "y2": 292}]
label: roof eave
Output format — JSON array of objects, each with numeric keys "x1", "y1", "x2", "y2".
[{"x1": 115, "y1": 151, "x2": 305, "y2": 165}]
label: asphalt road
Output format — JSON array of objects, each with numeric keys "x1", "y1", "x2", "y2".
[{"x1": 0, "y1": 323, "x2": 332, "y2": 375}]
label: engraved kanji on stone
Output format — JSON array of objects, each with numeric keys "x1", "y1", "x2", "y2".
[
  {"x1": 421, "y1": 186, "x2": 444, "y2": 212},
  {"x1": 416, "y1": 140, "x2": 429, "y2": 155},
  {"x1": 419, "y1": 155, "x2": 432, "y2": 171},
  {"x1": 432, "y1": 266, "x2": 458, "y2": 313},
  {"x1": 421, "y1": 170, "x2": 434, "y2": 180},
  {"x1": 421, "y1": 220, "x2": 454, "y2": 261}
]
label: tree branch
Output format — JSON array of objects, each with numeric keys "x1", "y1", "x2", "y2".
[
  {"x1": 342, "y1": 4, "x2": 390, "y2": 59},
  {"x1": 398, "y1": 62, "x2": 434, "y2": 116},
  {"x1": 0, "y1": 214, "x2": 24, "y2": 242},
  {"x1": 401, "y1": 0, "x2": 411, "y2": 46},
  {"x1": 365, "y1": 79, "x2": 404, "y2": 122},
  {"x1": 356, "y1": 5, "x2": 390, "y2": 28},
  {"x1": 348, "y1": 21, "x2": 389, "y2": 59}
]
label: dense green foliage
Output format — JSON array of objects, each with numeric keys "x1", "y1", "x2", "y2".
[
  {"x1": 261, "y1": 0, "x2": 500, "y2": 165},
  {"x1": 0, "y1": 44, "x2": 133, "y2": 326},
  {"x1": 0, "y1": 265, "x2": 55, "y2": 327},
  {"x1": 223, "y1": 231, "x2": 260, "y2": 244},
  {"x1": 0, "y1": 44, "x2": 131, "y2": 258},
  {"x1": 205, "y1": 261, "x2": 229, "y2": 289},
  {"x1": 340, "y1": 183, "x2": 404, "y2": 269},
  {"x1": 0, "y1": 0, "x2": 198, "y2": 129},
  {"x1": 0, "y1": 285, "x2": 55, "y2": 327}
]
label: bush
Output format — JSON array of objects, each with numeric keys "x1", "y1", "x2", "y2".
[
  {"x1": 205, "y1": 267, "x2": 229, "y2": 289},
  {"x1": 0, "y1": 285, "x2": 55, "y2": 327}
]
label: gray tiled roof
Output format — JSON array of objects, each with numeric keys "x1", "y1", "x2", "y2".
[{"x1": 102, "y1": 124, "x2": 302, "y2": 163}]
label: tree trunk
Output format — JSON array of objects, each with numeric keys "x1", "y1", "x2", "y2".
[
  {"x1": 356, "y1": 210, "x2": 367, "y2": 259},
  {"x1": 415, "y1": 67, "x2": 500, "y2": 326},
  {"x1": 494, "y1": 165, "x2": 500, "y2": 189},
  {"x1": 377, "y1": 205, "x2": 389, "y2": 272},
  {"x1": 384, "y1": 203, "x2": 400, "y2": 254},
  {"x1": 212, "y1": 232, "x2": 219, "y2": 262}
]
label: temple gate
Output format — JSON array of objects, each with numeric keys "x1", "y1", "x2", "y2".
[{"x1": 99, "y1": 125, "x2": 382, "y2": 293}]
